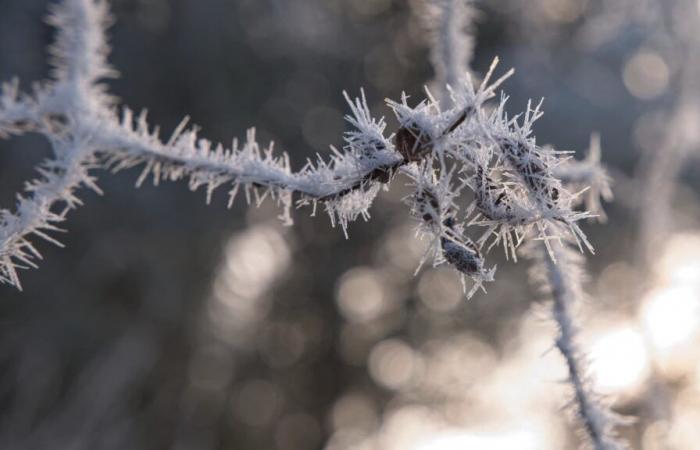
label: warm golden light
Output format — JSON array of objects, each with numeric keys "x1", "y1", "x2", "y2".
[
  {"x1": 413, "y1": 425, "x2": 546, "y2": 450},
  {"x1": 642, "y1": 286, "x2": 700, "y2": 351},
  {"x1": 588, "y1": 325, "x2": 650, "y2": 394},
  {"x1": 641, "y1": 232, "x2": 700, "y2": 371},
  {"x1": 657, "y1": 233, "x2": 700, "y2": 283}
]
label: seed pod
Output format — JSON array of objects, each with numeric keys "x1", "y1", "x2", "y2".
[
  {"x1": 441, "y1": 238, "x2": 481, "y2": 274},
  {"x1": 440, "y1": 219, "x2": 483, "y2": 275}
]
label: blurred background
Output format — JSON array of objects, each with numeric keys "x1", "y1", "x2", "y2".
[{"x1": 1, "y1": 0, "x2": 700, "y2": 448}]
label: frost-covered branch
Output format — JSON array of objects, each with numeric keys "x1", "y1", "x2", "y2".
[
  {"x1": 100, "y1": 93, "x2": 408, "y2": 228},
  {"x1": 554, "y1": 133, "x2": 613, "y2": 222},
  {"x1": 1, "y1": 0, "x2": 605, "y2": 308},
  {"x1": 421, "y1": 0, "x2": 622, "y2": 447},
  {"x1": 46, "y1": 0, "x2": 116, "y2": 111},
  {"x1": 0, "y1": 0, "x2": 419, "y2": 288},
  {"x1": 0, "y1": 0, "x2": 624, "y2": 444},
  {"x1": 0, "y1": 136, "x2": 100, "y2": 288},
  {"x1": 389, "y1": 58, "x2": 595, "y2": 263},
  {"x1": 423, "y1": 0, "x2": 475, "y2": 106},
  {"x1": 0, "y1": 0, "x2": 113, "y2": 289},
  {"x1": 403, "y1": 164, "x2": 496, "y2": 296},
  {"x1": 528, "y1": 242, "x2": 628, "y2": 450}
]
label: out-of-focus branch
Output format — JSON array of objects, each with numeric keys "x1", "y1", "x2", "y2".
[{"x1": 424, "y1": 0, "x2": 475, "y2": 106}]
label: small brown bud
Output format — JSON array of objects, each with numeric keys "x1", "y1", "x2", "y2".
[{"x1": 395, "y1": 123, "x2": 432, "y2": 162}]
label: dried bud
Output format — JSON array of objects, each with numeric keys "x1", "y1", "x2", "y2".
[
  {"x1": 441, "y1": 237, "x2": 481, "y2": 274},
  {"x1": 395, "y1": 122, "x2": 433, "y2": 162},
  {"x1": 440, "y1": 218, "x2": 483, "y2": 275}
]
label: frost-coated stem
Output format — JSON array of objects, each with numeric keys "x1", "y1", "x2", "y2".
[
  {"x1": 0, "y1": 138, "x2": 99, "y2": 288},
  {"x1": 540, "y1": 244, "x2": 627, "y2": 450},
  {"x1": 553, "y1": 134, "x2": 613, "y2": 222},
  {"x1": 47, "y1": 0, "x2": 116, "y2": 112},
  {"x1": 0, "y1": 0, "x2": 111, "y2": 288},
  {"x1": 0, "y1": 0, "x2": 411, "y2": 287},
  {"x1": 100, "y1": 104, "x2": 404, "y2": 206},
  {"x1": 426, "y1": 0, "x2": 475, "y2": 106},
  {"x1": 1, "y1": 0, "x2": 600, "y2": 301},
  {"x1": 420, "y1": 0, "x2": 622, "y2": 445}
]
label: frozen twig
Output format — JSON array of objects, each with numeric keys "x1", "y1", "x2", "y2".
[
  {"x1": 422, "y1": 0, "x2": 622, "y2": 447},
  {"x1": 529, "y1": 241, "x2": 629, "y2": 450},
  {"x1": 423, "y1": 0, "x2": 475, "y2": 106},
  {"x1": 0, "y1": 1, "x2": 408, "y2": 287},
  {"x1": 1, "y1": 0, "x2": 602, "y2": 307},
  {"x1": 554, "y1": 133, "x2": 613, "y2": 222}
]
